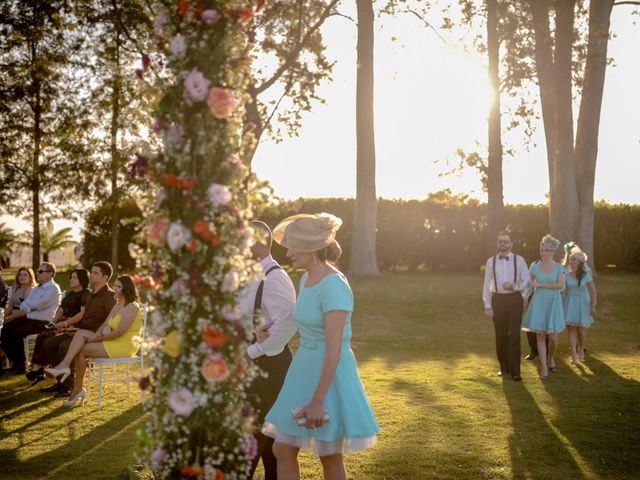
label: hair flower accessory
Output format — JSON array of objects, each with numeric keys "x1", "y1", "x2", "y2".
[{"x1": 564, "y1": 241, "x2": 577, "y2": 254}]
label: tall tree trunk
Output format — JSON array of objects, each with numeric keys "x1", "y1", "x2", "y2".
[
  {"x1": 551, "y1": 0, "x2": 579, "y2": 248},
  {"x1": 486, "y1": 0, "x2": 504, "y2": 251},
  {"x1": 575, "y1": 0, "x2": 614, "y2": 270},
  {"x1": 31, "y1": 29, "x2": 41, "y2": 270},
  {"x1": 110, "y1": 30, "x2": 121, "y2": 276},
  {"x1": 349, "y1": 0, "x2": 379, "y2": 276}
]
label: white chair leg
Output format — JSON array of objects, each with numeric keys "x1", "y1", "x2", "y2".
[
  {"x1": 98, "y1": 365, "x2": 104, "y2": 409},
  {"x1": 86, "y1": 361, "x2": 92, "y2": 400}
]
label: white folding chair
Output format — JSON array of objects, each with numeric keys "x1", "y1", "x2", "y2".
[
  {"x1": 86, "y1": 303, "x2": 148, "y2": 408},
  {"x1": 24, "y1": 333, "x2": 39, "y2": 370}
]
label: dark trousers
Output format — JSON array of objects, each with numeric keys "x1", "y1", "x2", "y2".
[
  {"x1": 491, "y1": 293, "x2": 523, "y2": 377},
  {"x1": 0, "y1": 319, "x2": 48, "y2": 367},
  {"x1": 42, "y1": 333, "x2": 75, "y2": 388},
  {"x1": 247, "y1": 346, "x2": 292, "y2": 480}
]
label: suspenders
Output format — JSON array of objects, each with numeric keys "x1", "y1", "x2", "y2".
[
  {"x1": 493, "y1": 254, "x2": 518, "y2": 293},
  {"x1": 253, "y1": 264, "x2": 283, "y2": 323}
]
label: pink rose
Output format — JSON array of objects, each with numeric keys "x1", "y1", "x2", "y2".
[
  {"x1": 207, "y1": 87, "x2": 238, "y2": 119},
  {"x1": 201, "y1": 354, "x2": 230, "y2": 382},
  {"x1": 151, "y1": 445, "x2": 167, "y2": 470},
  {"x1": 168, "y1": 387, "x2": 196, "y2": 416},
  {"x1": 149, "y1": 219, "x2": 170, "y2": 247},
  {"x1": 207, "y1": 183, "x2": 232, "y2": 206},
  {"x1": 201, "y1": 9, "x2": 220, "y2": 25},
  {"x1": 221, "y1": 304, "x2": 242, "y2": 322},
  {"x1": 244, "y1": 434, "x2": 258, "y2": 460},
  {"x1": 185, "y1": 69, "x2": 211, "y2": 102}
]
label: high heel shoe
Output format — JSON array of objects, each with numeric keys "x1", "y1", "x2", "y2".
[
  {"x1": 63, "y1": 388, "x2": 86, "y2": 407},
  {"x1": 45, "y1": 366, "x2": 71, "y2": 384},
  {"x1": 548, "y1": 361, "x2": 557, "y2": 373}
]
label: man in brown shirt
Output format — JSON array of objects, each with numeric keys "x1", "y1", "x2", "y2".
[{"x1": 40, "y1": 261, "x2": 115, "y2": 395}]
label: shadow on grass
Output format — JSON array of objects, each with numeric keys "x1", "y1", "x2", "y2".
[{"x1": 0, "y1": 403, "x2": 144, "y2": 480}]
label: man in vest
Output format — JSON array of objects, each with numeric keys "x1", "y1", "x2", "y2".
[
  {"x1": 240, "y1": 220, "x2": 297, "y2": 480},
  {"x1": 482, "y1": 231, "x2": 529, "y2": 381}
]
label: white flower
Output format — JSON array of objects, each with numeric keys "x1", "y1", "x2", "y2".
[
  {"x1": 221, "y1": 271, "x2": 239, "y2": 292},
  {"x1": 153, "y1": 12, "x2": 168, "y2": 37},
  {"x1": 184, "y1": 69, "x2": 211, "y2": 102},
  {"x1": 221, "y1": 304, "x2": 242, "y2": 321},
  {"x1": 151, "y1": 445, "x2": 167, "y2": 469},
  {"x1": 169, "y1": 35, "x2": 187, "y2": 58},
  {"x1": 168, "y1": 388, "x2": 196, "y2": 416},
  {"x1": 166, "y1": 222, "x2": 192, "y2": 252},
  {"x1": 207, "y1": 183, "x2": 232, "y2": 207}
]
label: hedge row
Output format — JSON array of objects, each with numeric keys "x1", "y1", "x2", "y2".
[{"x1": 257, "y1": 199, "x2": 640, "y2": 272}]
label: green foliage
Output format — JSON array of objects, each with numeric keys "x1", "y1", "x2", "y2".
[
  {"x1": 0, "y1": 222, "x2": 17, "y2": 267},
  {"x1": 82, "y1": 197, "x2": 143, "y2": 273},
  {"x1": 257, "y1": 196, "x2": 640, "y2": 272}
]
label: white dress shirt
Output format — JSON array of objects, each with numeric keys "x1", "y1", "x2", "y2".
[
  {"x1": 19, "y1": 279, "x2": 61, "y2": 321},
  {"x1": 482, "y1": 252, "x2": 530, "y2": 308},
  {"x1": 239, "y1": 255, "x2": 297, "y2": 359}
]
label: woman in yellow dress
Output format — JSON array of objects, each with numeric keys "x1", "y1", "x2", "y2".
[{"x1": 46, "y1": 275, "x2": 142, "y2": 406}]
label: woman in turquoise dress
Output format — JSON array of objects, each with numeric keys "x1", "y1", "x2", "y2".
[
  {"x1": 563, "y1": 246, "x2": 597, "y2": 364},
  {"x1": 264, "y1": 213, "x2": 379, "y2": 480},
  {"x1": 522, "y1": 234, "x2": 566, "y2": 379}
]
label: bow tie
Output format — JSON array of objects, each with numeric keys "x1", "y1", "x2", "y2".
[{"x1": 498, "y1": 254, "x2": 509, "y2": 260}]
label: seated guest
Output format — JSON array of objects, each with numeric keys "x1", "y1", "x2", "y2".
[
  {"x1": 0, "y1": 262, "x2": 61, "y2": 374},
  {"x1": 26, "y1": 269, "x2": 91, "y2": 382},
  {"x1": 46, "y1": 275, "x2": 143, "y2": 407},
  {"x1": 4, "y1": 267, "x2": 36, "y2": 321},
  {"x1": 40, "y1": 261, "x2": 115, "y2": 396}
]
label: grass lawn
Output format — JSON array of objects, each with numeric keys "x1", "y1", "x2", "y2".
[{"x1": 1, "y1": 272, "x2": 639, "y2": 479}]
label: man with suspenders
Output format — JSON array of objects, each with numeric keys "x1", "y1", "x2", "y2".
[
  {"x1": 241, "y1": 220, "x2": 297, "y2": 479},
  {"x1": 482, "y1": 231, "x2": 529, "y2": 381}
]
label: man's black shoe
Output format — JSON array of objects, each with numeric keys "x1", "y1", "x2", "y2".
[
  {"x1": 525, "y1": 353, "x2": 537, "y2": 361},
  {"x1": 53, "y1": 389, "x2": 71, "y2": 398},
  {"x1": 512, "y1": 375, "x2": 522, "y2": 381},
  {"x1": 40, "y1": 382, "x2": 63, "y2": 393}
]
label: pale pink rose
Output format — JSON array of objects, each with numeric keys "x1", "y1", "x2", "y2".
[
  {"x1": 170, "y1": 278, "x2": 188, "y2": 294},
  {"x1": 154, "y1": 12, "x2": 168, "y2": 37},
  {"x1": 207, "y1": 87, "x2": 238, "y2": 119},
  {"x1": 244, "y1": 434, "x2": 258, "y2": 460},
  {"x1": 169, "y1": 35, "x2": 187, "y2": 58},
  {"x1": 221, "y1": 304, "x2": 242, "y2": 322},
  {"x1": 167, "y1": 123, "x2": 185, "y2": 148},
  {"x1": 166, "y1": 222, "x2": 192, "y2": 252},
  {"x1": 185, "y1": 69, "x2": 211, "y2": 102},
  {"x1": 221, "y1": 270, "x2": 239, "y2": 293},
  {"x1": 168, "y1": 387, "x2": 196, "y2": 416},
  {"x1": 207, "y1": 183, "x2": 232, "y2": 206},
  {"x1": 148, "y1": 219, "x2": 170, "y2": 247},
  {"x1": 201, "y1": 9, "x2": 220, "y2": 25},
  {"x1": 151, "y1": 445, "x2": 167, "y2": 470},
  {"x1": 201, "y1": 354, "x2": 230, "y2": 382},
  {"x1": 228, "y1": 153, "x2": 248, "y2": 177}
]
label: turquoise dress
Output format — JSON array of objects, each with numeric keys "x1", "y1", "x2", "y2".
[
  {"x1": 522, "y1": 262, "x2": 566, "y2": 333},
  {"x1": 263, "y1": 272, "x2": 379, "y2": 456},
  {"x1": 563, "y1": 268, "x2": 594, "y2": 327}
]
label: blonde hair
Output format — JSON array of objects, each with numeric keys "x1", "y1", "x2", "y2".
[{"x1": 541, "y1": 234, "x2": 560, "y2": 250}]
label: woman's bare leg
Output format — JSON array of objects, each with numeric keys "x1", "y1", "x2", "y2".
[
  {"x1": 273, "y1": 442, "x2": 300, "y2": 480},
  {"x1": 577, "y1": 327, "x2": 588, "y2": 360},
  {"x1": 537, "y1": 332, "x2": 548, "y2": 377},
  {"x1": 567, "y1": 326, "x2": 578, "y2": 364},
  {"x1": 320, "y1": 453, "x2": 346, "y2": 480},
  {"x1": 547, "y1": 332, "x2": 558, "y2": 369},
  {"x1": 68, "y1": 343, "x2": 109, "y2": 399},
  {"x1": 56, "y1": 330, "x2": 95, "y2": 368}
]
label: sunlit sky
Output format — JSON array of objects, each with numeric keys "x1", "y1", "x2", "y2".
[{"x1": 3, "y1": 5, "x2": 639, "y2": 240}]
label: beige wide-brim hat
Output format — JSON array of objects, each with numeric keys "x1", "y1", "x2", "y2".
[{"x1": 273, "y1": 213, "x2": 343, "y2": 252}]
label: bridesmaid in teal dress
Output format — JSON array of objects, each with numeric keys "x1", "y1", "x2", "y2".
[
  {"x1": 264, "y1": 213, "x2": 379, "y2": 480},
  {"x1": 522, "y1": 234, "x2": 566, "y2": 379},
  {"x1": 563, "y1": 246, "x2": 597, "y2": 364}
]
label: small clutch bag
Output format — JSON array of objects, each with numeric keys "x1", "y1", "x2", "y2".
[{"x1": 291, "y1": 407, "x2": 330, "y2": 426}]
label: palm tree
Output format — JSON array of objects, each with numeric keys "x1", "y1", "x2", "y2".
[
  {"x1": 0, "y1": 222, "x2": 17, "y2": 268},
  {"x1": 18, "y1": 220, "x2": 77, "y2": 263}
]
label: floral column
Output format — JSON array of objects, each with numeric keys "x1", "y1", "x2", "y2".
[{"x1": 135, "y1": 2, "x2": 264, "y2": 479}]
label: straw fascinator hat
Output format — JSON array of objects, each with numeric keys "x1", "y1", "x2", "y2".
[
  {"x1": 273, "y1": 213, "x2": 343, "y2": 252},
  {"x1": 570, "y1": 248, "x2": 588, "y2": 263}
]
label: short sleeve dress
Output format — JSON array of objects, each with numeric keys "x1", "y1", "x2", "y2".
[
  {"x1": 522, "y1": 262, "x2": 565, "y2": 333},
  {"x1": 262, "y1": 272, "x2": 379, "y2": 456},
  {"x1": 562, "y1": 268, "x2": 594, "y2": 327}
]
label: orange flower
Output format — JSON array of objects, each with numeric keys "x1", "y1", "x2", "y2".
[
  {"x1": 193, "y1": 219, "x2": 213, "y2": 240},
  {"x1": 186, "y1": 238, "x2": 199, "y2": 252},
  {"x1": 201, "y1": 354, "x2": 230, "y2": 382},
  {"x1": 216, "y1": 469, "x2": 224, "y2": 480},
  {"x1": 163, "y1": 173, "x2": 194, "y2": 190},
  {"x1": 207, "y1": 87, "x2": 238, "y2": 120},
  {"x1": 210, "y1": 234, "x2": 221, "y2": 247},
  {"x1": 179, "y1": 465, "x2": 204, "y2": 477},
  {"x1": 203, "y1": 326, "x2": 228, "y2": 348}
]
